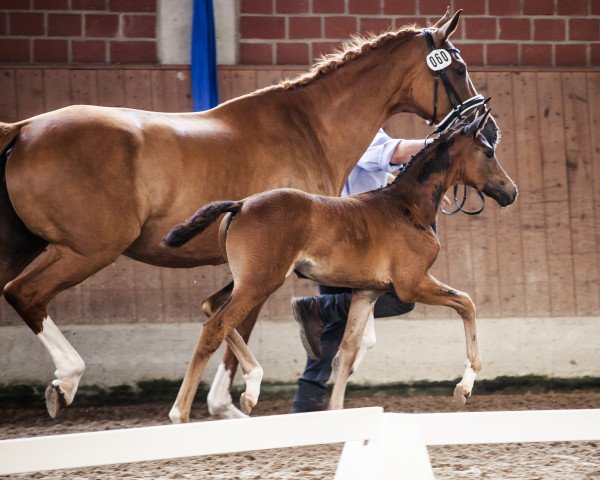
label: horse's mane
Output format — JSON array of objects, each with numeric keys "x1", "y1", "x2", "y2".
[{"x1": 261, "y1": 26, "x2": 420, "y2": 92}]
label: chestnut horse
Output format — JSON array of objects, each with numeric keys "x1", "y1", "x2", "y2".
[
  {"x1": 0, "y1": 10, "x2": 488, "y2": 419},
  {"x1": 164, "y1": 110, "x2": 517, "y2": 418}
]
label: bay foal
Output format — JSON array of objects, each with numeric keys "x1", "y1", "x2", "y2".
[{"x1": 164, "y1": 110, "x2": 517, "y2": 421}]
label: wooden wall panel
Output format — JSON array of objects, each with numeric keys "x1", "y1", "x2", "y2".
[{"x1": 0, "y1": 66, "x2": 598, "y2": 327}]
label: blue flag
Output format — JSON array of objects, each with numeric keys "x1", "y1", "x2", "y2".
[{"x1": 191, "y1": 0, "x2": 219, "y2": 111}]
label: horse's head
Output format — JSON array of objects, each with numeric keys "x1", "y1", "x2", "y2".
[
  {"x1": 450, "y1": 110, "x2": 517, "y2": 207},
  {"x1": 402, "y1": 10, "x2": 482, "y2": 130}
]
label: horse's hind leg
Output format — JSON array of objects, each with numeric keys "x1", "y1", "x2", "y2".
[
  {"x1": 207, "y1": 301, "x2": 264, "y2": 419},
  {"x1": 3, "y1": 244, "x2": 125, "y2": 418},
  {"x1": 225, "y1": 329, "x2": 263, "y2": 415}
]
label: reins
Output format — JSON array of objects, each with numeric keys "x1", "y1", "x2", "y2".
[{"x1": 422, "y1": 28, "x2": 488, "y2": 216}]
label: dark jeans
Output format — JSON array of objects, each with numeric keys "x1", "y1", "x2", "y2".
[{"x1": 291, "y1": 285, "x2": 415, "y2": 412}]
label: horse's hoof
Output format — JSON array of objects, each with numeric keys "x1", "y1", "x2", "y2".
[
  {"x1": 240, "y1": 393, "x2": 255, "y2": 415},
  {"x1": 45, "y1": 383, "x2": 68, "y2": 419},
  {"x1": 453, "y1": 385, "x2": 470, "y2": 406},
  {"x1": 169, "y1": 407, "x2": 189, "y2": 424}
]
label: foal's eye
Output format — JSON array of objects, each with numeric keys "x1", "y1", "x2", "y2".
[
  {"x1": 456, "y1": 66, "x2": 466, "y2": 76},
  {"x1": 485, "y1": 149, "x2": 495, "y2": 158}
]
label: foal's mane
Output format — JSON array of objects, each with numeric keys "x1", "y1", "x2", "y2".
[{"x1": 261, "y1": 26, "x2": 420, "y2": 93}]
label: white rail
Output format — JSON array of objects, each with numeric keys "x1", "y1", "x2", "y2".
[{"x1": 1, "y1": 408, "x2": 598, "y2": 479}]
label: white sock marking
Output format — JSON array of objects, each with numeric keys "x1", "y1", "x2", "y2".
[
  {"x1": 37, "y1": 316, "x2": 85, "y2": 405},
  {"x1": 457, "y1": 359, "x2": 477, "y2": 395},
  {"x1": 242, "y1": 365, "x2": 263, "y2": 406},
  {"x1": 207, "y1": 363, "x2": 247, "y2": 419}
]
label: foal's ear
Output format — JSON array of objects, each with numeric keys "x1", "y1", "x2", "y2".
[
  {"x1": 430, "y1": 6, "x2": 451, "y2": 29},
  {"x1": 475, "y1": 109, "x2": 492, "y2": 137},
  {"x1": 434, "y1": 9, "x2": 462, "y2": 44}
]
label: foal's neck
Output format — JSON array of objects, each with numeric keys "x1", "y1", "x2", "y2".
[{"x1": 384, "y1": 138, "x2": 458, "y2": 229}]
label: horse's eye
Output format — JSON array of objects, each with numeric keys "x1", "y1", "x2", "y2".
[
  {"x1": 485, "y1": 149, "x2": 494, "y2": 158},
  {"x1": 456, "y1": 66, "x2": 466, "y2": 76}
]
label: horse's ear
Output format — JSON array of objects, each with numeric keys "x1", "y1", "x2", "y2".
[
  {"x1": 434, "y1": 9, "x2": 462, "y2": 44},
  {"x1": 430, "y1": 6, "x2": 451, "y2": 29},
  {"x1": 475, "y1": 109, "x2": 492, "y2": 137}
]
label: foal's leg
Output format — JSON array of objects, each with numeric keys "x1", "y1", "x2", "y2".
[
  {"x1": 3, "y1": 244, "x2": 126, "y2": 418},
  {"x1": 169, "y1": 286, "x2": 276, "y2": 424},
  {"x1": 225, "y1": 329, "x2": 263, "y2": 415},
  {"x1": 207, "y1": 303, "x2": 263, "y2": 419},
  {"x1": 350, "y1": 310, "x2": 376, "y2": 373},
  {"x1": 407, "y1": 274, "x2": 481, "y2": 404},
  {"x1": 329, "y1": 290, "x2": 381, "y2": 410}
]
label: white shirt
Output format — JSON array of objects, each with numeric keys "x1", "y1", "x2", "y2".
[{"x1": 342, "y1": 129, "x2": 402, "y2": 197}]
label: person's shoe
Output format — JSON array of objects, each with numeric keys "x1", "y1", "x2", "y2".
[{"x1": 291, "y1": 296, "x2": 324, "y2": 360}]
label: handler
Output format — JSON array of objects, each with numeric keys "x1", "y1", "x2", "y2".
[{"x1": 291, "y1": 128, "x2": 429, "y2": 413}]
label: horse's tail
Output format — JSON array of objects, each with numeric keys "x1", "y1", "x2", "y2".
[
  {"x1": 0, "y1": 123, "x2": 20, "y2": 162},
  {"x1": 163, "y1": 200, "x2": 244, "y2": 248}
]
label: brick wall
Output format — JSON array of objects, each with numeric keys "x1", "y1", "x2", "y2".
[
  {"x1": 240, "y1": 0, "x2": 600, "y2": 67},
  {"x1": 0, "y1": 0, "x2": 157, "y2": 64}
]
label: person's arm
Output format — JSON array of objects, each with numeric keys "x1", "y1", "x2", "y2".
[{"x1": 390, "y1": 139, "x2": 430, "y2": 166}]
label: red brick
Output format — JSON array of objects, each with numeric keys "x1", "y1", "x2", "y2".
[
  {"x1": 34, "y1": 0, "x2": 69, "y2": 8},
  {"x1": 72, "y1": 39, "x2": 106, "y2": 62},
  {"x1": 419, "y1": 0, "x2": 447, "y2": 15},
  {"x1": 239, "y1": 42, "x2": 273, "y2": 63},
  {"x1": 555, "y1": 44, "x2": 587, "y2": 66},
  {"x1": 394, "y1": 16, "x2": 426, "y2": 28},
  {"x1": 486, "y1": 43, "x2": 518, "y2": 65},
  {"x1": 48, "y1": 13, "x2": 82, "y2": 36},
  {"x1": 349, "y1": 0, "x2": 380, "y2": 14},
  {"x1": 489, "y1": 0, "x2": 521, "y2": 15},
  {"x1": 556, "y1": 0, "x2": 588, "y2": 15},
  {"x1": 240, "y1": 16, "x2": 285, "y2": 39},
  {"x1": 0, "y1": 13, "x2": 6, "y2": 35},
  {"x1": 464, "y1": 17, "x2": 496, "y2": 40},
  {"x1": 109, "y1": 40, "x2": 156, "y2": 62},
  {"x1": 85, "y1": 14, "x2": 119, "y2": 36},
  {"x1": 569, "y1": 19, "x2": 600, "y2": 41},
  {"x1": 0, "y1": 0, "x2": 30, "y2": 9},
  {"x1": 324, "y1": 16, "x2": 357, "y2": 38},
  {"x1": 383, "y1": 0, "x2": 416, "y2": 15},
  {"x1": 453, "y1": 0, "x2": 485, "y2": 15},
  {"x1": 72, "y1": 0, "x2": 107, "y2": 10},
  {"x1": 9, "y1": 12, "x2": 44, "y2": 35},
  {"x1": 313, "y1": 0, "x2": 344, "y2": 14},
  {"x1": 240, "y1": 0, "x2": 272, "y2": 14},
  {"x1": 593, "y1": 1, "x2": 600, "y2": 15},
  {"x1": 123, "y1": 14, "x2": 155, "y2": 38},
  {"x1": 33, "y1": 39, "x2": 67, "y2": 62},
  {"x1": 289, "y1": 16, "x2": 321, "y2": 39},
  {"x1": 109, "y1": 0, "x2": 155, "y2": 13},
  {"x1": 360, "y1": 17, "x2": 393, "y2": 35},
  {"x1": 276, "y1": 0, "x2": 308, "y2": 13},
  {"x1": 499, "y1": 18, "x2": 530, "y2": 40},
  {"x1": 591, "y1": 44, "x2": 600, "y2": 65},
  {"x1": 276, "y1": 42, "x2": 308, "y2": 64},
  {"x1": 534, "y1": 19, "x2": 565, "y2": 41},
  {"x1": 523, "y1": 0, "x2": 554, "y2": 15},
  {"x1": 312, "y1": 40, "x2": 341, "y2": 59},
  {"x1": 455, "y1": 43, "x2": 483, "y2": 65},
  {"x1": 521, "y1": 44, "x2": 553, "y2": 66},
  {"x1": 0, "y1": 38, "x2": 29, "y2": 62}
]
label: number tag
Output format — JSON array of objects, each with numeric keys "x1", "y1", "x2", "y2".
[{"x1": 426, "y1": 49, "x2": 452, "y2": 71}]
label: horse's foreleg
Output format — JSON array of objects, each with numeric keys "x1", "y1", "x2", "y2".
[
  {"x1": 225, "y1": 329, "x2": 263, "y2": 415},
  {"x1": 408, "y1": 274, "x2": 480, "y2": 405},
  {"x1": 3, "y1": 244, "x2": 124, "y2": 418},
  {"x1": 207, "y1": 302, "x2": 263, "y2": 419},
  {"x1": 351, "y1": 310, "x2": 376, "y2": 373},
  {"x1": 329, "y1": 290, "x2": 381, "y2": 410}
]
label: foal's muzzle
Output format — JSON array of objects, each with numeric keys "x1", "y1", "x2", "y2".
[{"x1": 482, "y1": 184, "x2": 518, "y2": 207}]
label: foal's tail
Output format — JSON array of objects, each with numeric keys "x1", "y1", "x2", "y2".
[{"x1": 163, "y1": 200, "x2": 244, "y2": 248}]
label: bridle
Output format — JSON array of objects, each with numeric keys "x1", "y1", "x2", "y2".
[
  {"x1": 422, "y1": 28, "x2": 486, "y2": 134},
  {"x1": 422, "y1": 28, "x2": 487, "y2": 215}
]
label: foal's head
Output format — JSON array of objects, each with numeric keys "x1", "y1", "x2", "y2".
[{"x1": 449, "y1": 110, "x2": 517, "y2": 207}]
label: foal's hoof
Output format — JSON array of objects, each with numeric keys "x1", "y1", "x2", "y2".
[
  {"x1": 240, "y1": 393, "x2": 256, "y2": 415},
  {"x1": 45, "y1": 383, "x2": 68, "y2": 419},
  {"x1": 453, "y1": 385, "x2": 470, "y2": 406}
]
